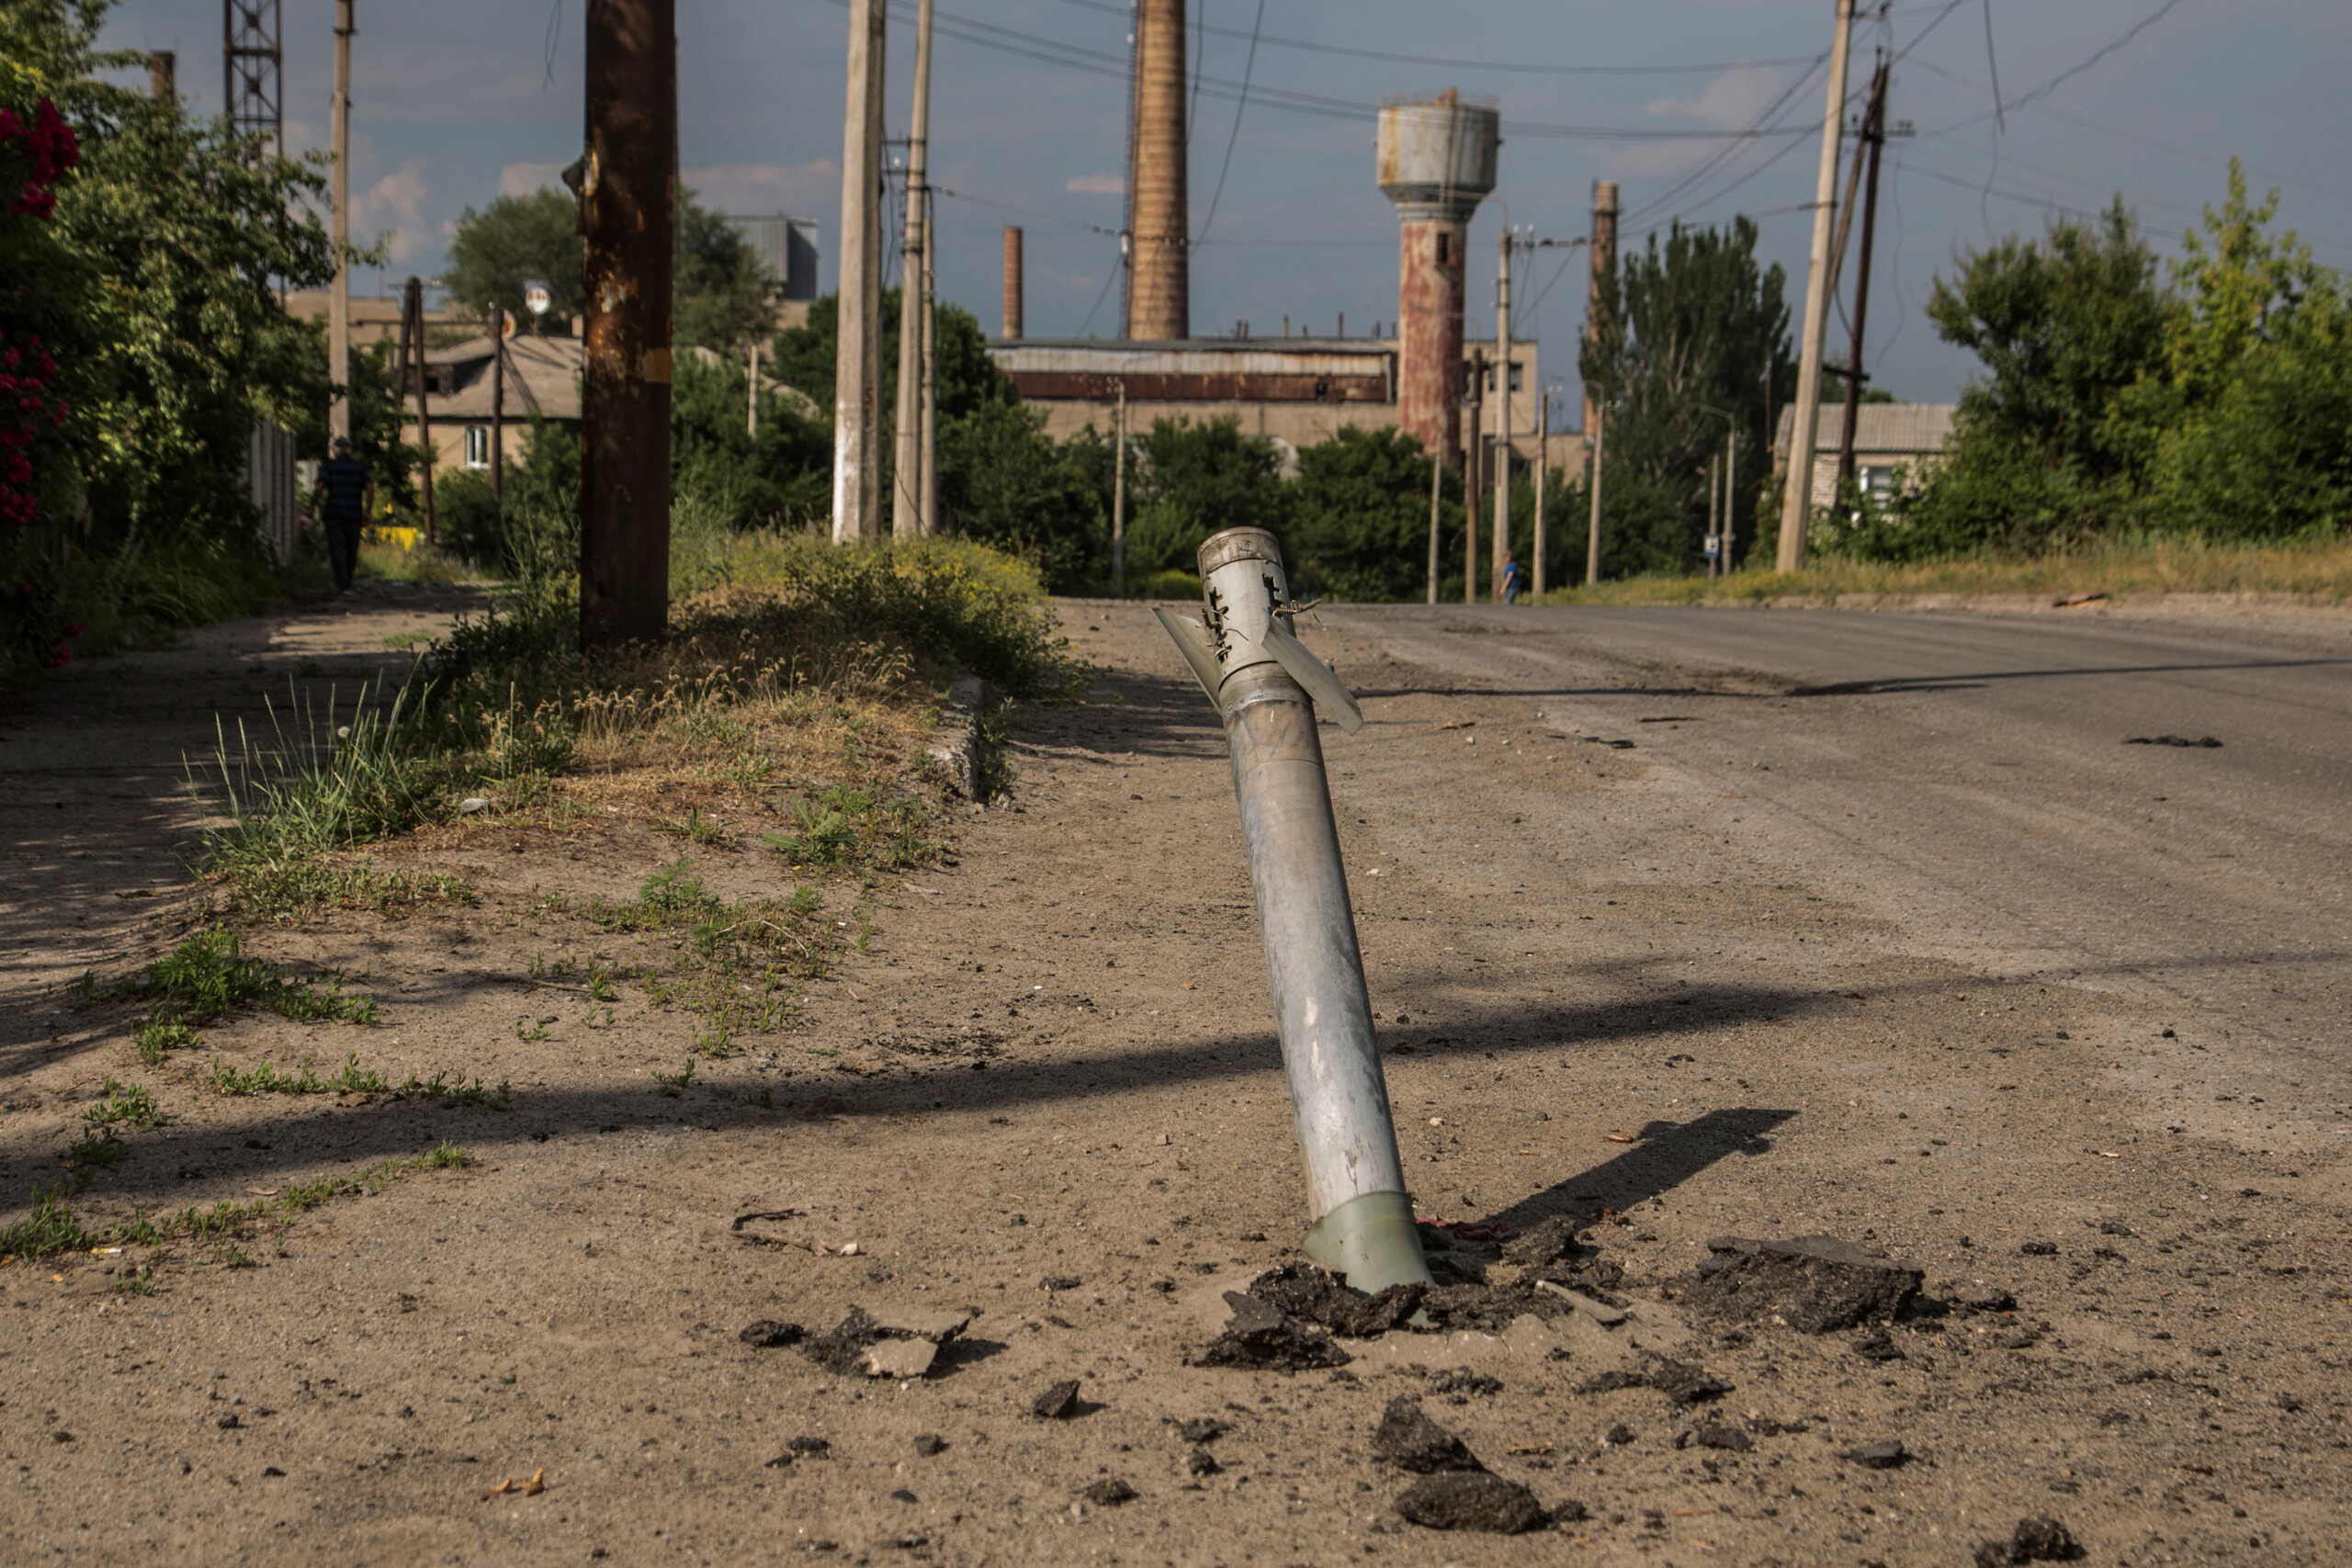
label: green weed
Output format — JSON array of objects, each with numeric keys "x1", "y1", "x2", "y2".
[
  {"x1": 514, "y1": 1016, "x2": 550, "y2": 1043},
  {"x1": 137, "y1": 928, "x2": 379, "y2": 1026},
  {"x1": 654, "y1": 807, "x2": 729, "y2": 846},
  {"x1": 84, "y1": 1079, "x2": 166, "y2": 1131},
  {"x1": 113, "y1": 1265, "x2": 158, "y2": 1296},
  {"x1": 652, "y1": 1061, "x2": 698, "y2": 1096},
  {"x1": 205, "y1": 1053, "x2": 390, "y2": 1097},
  {"x1": 133, "y1": 1017, "x2": 201, "y2": 1066},
  {"x1": 228, "y1": 855, "x2": 474, "y2": 919},
  {"x1": 0, "y1": 1190, "x2": 91, "y2": 1258}
]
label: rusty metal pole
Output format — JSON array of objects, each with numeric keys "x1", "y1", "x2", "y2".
[
  {"x1": 403, "y1": 276, "x2": 436, "y2": 544},
  {"x1": 1156, "y1": 529, "x2": 1430, "y2": 1294},
  {"x1": 579, "y1": 0, "x2": 674, "y2": 649},
  {"x1": 327, "y1": 0, "x2": 353, "y2": 446}
]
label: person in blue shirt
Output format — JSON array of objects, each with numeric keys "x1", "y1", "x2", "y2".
[
  {"x1": 311, "y1": 436, "x2": 373, "y2": 593},
  {"x1": 1501, "y1": 552, "x2": 1525, "y2": 604}
]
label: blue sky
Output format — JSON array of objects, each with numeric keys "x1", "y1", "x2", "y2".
[{"x1": 104, "y1": 0, "x2": 2352, "y2": 417}]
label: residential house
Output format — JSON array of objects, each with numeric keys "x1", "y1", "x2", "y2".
[
  {"x1": 404, "y1": 329, "x2": 583, "y2": 477},
  {"x1": 1773, "y1": 402, "x2": 1958, "y2": 508}
]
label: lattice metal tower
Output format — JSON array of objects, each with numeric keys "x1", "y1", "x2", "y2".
[{"x1": 222, "y1": 0, "x2": 283, "y2": 152}]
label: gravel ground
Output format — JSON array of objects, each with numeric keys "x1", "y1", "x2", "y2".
[{"x1": 0, "y1": 592, "x2": 2345, "y2": 1567}]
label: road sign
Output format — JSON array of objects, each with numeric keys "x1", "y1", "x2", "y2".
[{"x1": 1703, "y1": 534, "x2": 1722, "y2": 558}]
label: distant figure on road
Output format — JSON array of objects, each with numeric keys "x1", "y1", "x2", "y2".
[
  {"x1": 312, "y1": 436, "x2": 373, "y2": 595},
  {"x1": 1501, "y1": 553, "x2": 1524, "y2": 605}
]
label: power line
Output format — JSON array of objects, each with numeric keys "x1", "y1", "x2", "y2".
[
  {"x1": 1037, "y1": 0, "x2": 1823, "y2": 75},
  {"x1": 1193, "y1": 0, "x2": 1264, "y2": 248},
  {"x1": 1622, "y1": 54, "x2": 1828, "y2": 225}
]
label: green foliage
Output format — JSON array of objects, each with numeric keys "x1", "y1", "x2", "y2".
[
  {"x1": 0, "y1": 1189, "x2": 90, "y2": 1258},
  {"x1": 674, "y1": 196, "x2": 775, "y2": 352},
  {"x1": 1581, "y1": 217, "x2": 1792, "y2": 574},
  {"x1": 1121, "y1": 417, "x2": 1288, "y2": 577},
  {"x1": 2, "y1": 0, "x2": 337, "y2": 673},
  {"x1": 763, "y1": 784, "x2": 940, "y2": 872},
  {"x1": 1881, "y1": 165, "x2": 2352, "y2": 559},
  {"x1": 133, "y1": 1016, "x2": 200, "y2": 1066},
  {"x1": 138, "y1": 926, "x2": 379, "y2": 1026},
  {"x1": 439, "y1": 189, "x2": 580, "y2": 329},
  {"x1": 1284, "y1": 426, "x2": 1457, "y2": 602},
  {"x1": 671, "y1": 352, "x2": 832, "y2": 529},
  {"x1": 767, "y1": 289, "x2": 1012, "y2": 433},
  {"x1": 84, "y1": 1078, "x2": 164, "y2": 1130},
  {"x1": 938, "y1": 401, "x2": 1105, "y2": 592}
]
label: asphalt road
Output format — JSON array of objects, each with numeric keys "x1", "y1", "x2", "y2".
[{"x1": 1323, "y1": 603, "x2": 2352, "y2": 1153}]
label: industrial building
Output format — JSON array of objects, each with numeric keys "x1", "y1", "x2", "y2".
[{"x1": 979, "y1": 17, "x2": 1598, "y2": 479}]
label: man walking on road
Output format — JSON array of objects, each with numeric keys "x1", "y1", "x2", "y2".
[
  {"x1": 1501, "y1": 552, "x2": 1525, "y2": 605},
  {"x1": 312, "y1": 436, "x2": 373, "y2": 594}
]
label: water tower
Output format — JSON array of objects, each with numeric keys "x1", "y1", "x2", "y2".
[{"x1": 1377, "y1": 93, "x2": 1499, "y2": 457}]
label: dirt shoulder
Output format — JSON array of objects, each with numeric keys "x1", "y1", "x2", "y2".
[{"x1": 2, "y1": 595, "x2": 2343, "y2": 1566}]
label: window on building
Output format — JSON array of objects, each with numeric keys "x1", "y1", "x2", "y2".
[
  {"x1": 1859, "y1": 463, "x2": 1896, "y2": 502},
  {"x1": 464, "y1": 425, "x2": 491, "y2": 468},
  {"x1": 1436, "y1": 231, "x2": 1451, "y2": 265}
]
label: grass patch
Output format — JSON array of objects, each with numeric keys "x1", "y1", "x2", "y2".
[
  {"x1": 199, "y1": 1051, "x2": 509, "y2": 1106},
  {"x1": 85, "y1": 1079, "x2": 166, "y2": 1131},
  {"x1": 1537, "y1": 533, "x2": 2352, "y2": 608},
  {"x1": 226, "y1": 854, "x2": 475, "y2": 920},
  {"x1": 0, "y1": 1143, "x2": 474, "y2": 1264},
  {"x1": 554, "y1": 861, "x2": 828, "y2": 1035},
  {"x1": 133, "y1": 1017, "x2": 202, "y2": 1066},
  {"x1": 136, "y1": 927, "x2": 378, "y2": 1026},
  {"x1": 763, "y1": 785, "x2": 943, "y2": 873},
  {"x1": 360, "y1": 540, "x2": 476, "y2": 586}
]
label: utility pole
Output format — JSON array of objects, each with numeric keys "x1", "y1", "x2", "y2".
[
  {"x1": 832, "y1": 0, "x2": 885, "y2": 543},
  {"x1": 920, "y1": 184, "x2": 938, "y2": 535},
  {"x1": 401, "y1": 278, "x2": 436, "y2": 542},
  {"x1": 1532, "y1": 386, "x2": 1549, "y2": 597},
  {"x1": 1463, "y1": 351, "x2": 1484, "y2": 604},
  {"x1": 1776, "y1": 0, "x2": 1856, "y2": 573},
  {"x1": 579, "y1": 0, "x2": 675, "y2": 649},
  {"x1": 1490, "y1": 231, "x2": 1511, "y2": 603},
  {"x1": 327, "y1": 0, "x2": 353, "y2": 446},
  {"x1": 1425, "y1": 448, "x2": 1442, "y2": 605},
  {"x1": 891, "y1": 0, "x2": 934, "y2": 538},
  {"x1": 1584, "y1": 405, "x2": 1603, "y2": 586},
  {"x1": 1722, "y1": 425, "x2": 1736, "y2": 573},
  {"x1": 747, "y1": 340, "x2": 760, "y2": 437},
  {"x1": 1111, "y1": 379, "x2": 1127, "y2": 589},
  {"x1": 1706, "y1": 452, "x2": 1719, "y2": 577},
  {"x1": 486, "y1": 304, "x2": 504, "y2": 511},
  {"x1": 1839, "y1": 59, "x2": 1891, "y2": 495},
  {"x1": 1581, "y1": 180, "x2": 1617, "y2": 439}
]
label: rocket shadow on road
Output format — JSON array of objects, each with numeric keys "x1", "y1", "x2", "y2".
[{"x1": 1468, "y1": 1107, "x2": 1797, "y2": 1234}]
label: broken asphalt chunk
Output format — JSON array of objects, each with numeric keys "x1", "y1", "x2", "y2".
[
  {"x1": 800, "y1": 1304, "x2": 976, "y2": 1380},
  {"x1": 1393, "y1": 1472, "x2": 1548, "y2": 1534},
  {"x1": 1193, "y1": 1291, "x2": 1351, "y2": 1371},
  {"x1": 1031, "y1": 1380, "x2": 1083, "y2": 1419},
  {"x1": 1241, "y1": 1262, "x2": 1424, "y2": 1337},
  {"x1": 1973, "y1": 1517, "x2": 2086, "y2": 1564},
  {"x1": 1683, "y1": 1234, "x2": 1922, "y2": 1332},
  {"x1": 1846, "y1": 1438, "x2": 1910, "y2": 1470},
  {"x1": 1373, "y1": 1398, "x2": 1482, "y2": 1473}
]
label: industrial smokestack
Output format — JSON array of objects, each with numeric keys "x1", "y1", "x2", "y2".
[
  {"x1": 1582, "y1": 179, "x2": 1619, "y2": 435},
  {"x1": 1126, "y1": 0, "x2": 1188, "y2": 341},
  {"x1": 1002, "y1": 225, "x2": 1024, "y2": 340},
  {"x1": 1377, "y1": 92, "x2": 1499, "y2": 459},
  {"x1": 148, "y1": 51, "x2": 176, "y2": 99}
]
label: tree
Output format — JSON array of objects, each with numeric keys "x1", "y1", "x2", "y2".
[
  {"x1": 1285, "y1": 426, "x2": 1464, "y2": 603},
  {"x1": 669, "y1": 349, "x2": 831, "y2": 528},
  {"x1": 765, "y1": 289, "x2": 1011, "y2": 428},
  {"x1": 1120, "y1": 416, "x2": 1287, "y2": 577},
  {"x1": 673, "y1": 199, "x2": 773, "y2": 352},
  {"x1": 937, "y1": 401, "x2": 1105, "y2": 591},
  {"x1": 1579, "y1": 217, "x2": 1792, "y2": 576},
  {"x1": 440, "y1": 189, "x2": 578, "y2": 330}
]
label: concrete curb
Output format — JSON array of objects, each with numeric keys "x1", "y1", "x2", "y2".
[{"x1": 926, "y1": 674, "x2": 996, "y2": 802}]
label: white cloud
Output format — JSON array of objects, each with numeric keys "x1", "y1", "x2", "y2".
[
  {"x1": 499, "y1": 161, "x2": 568, "y2": 198},
  {"x1": 1064, "y1": 172, "x2": 1124, "y2": 196},
  {"x1": 681, "y1": 161, "x2": 836, "y2": 216},
  {"x1": 1645, "y1": 66, "x2": 1792, "y2": 131},
  {"x1": 356, "y1": 158, "x2": 432, "y2": 265}
]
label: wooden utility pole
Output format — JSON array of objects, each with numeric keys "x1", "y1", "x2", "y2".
[
  {"x1": 1584, "y1": 405, "x2": 1603, "y2": 586},
  {"x1": 1111, "y1": 380, "x2": 1127, "y2": 588},
  {"x1": 1425, "y1": 448, "x2": 1442, "y2": 605},
  {"x1": 832, "y1": 0, "x2": 885, "y2": 542},
  {"x1": 486, "y1": 304, "x2": 504, "y2": 510},
  {"x1": 1490, "y1": 232, "x2": 1511, "y2": 602},
  {"x1": 920, "y1": 185, "x2": 938, "y2": 535},
  {"x1": 327, "y1": 0, "x2": 353, "y2": 445},
  {"x1": 1532, "y1": 386, "x2": 1549, "y2": 597},
  {"x1": 579, "y1": 0, "x2": 675, "y2": 649},
  {"x1": 891, "y1": 0, "x2": 934, "y2": 538},
  {"x1": 1463, "y1": 350, "x2": 1484, "y2": 604},
  {"x1": 401, "y1": 276, "x2": 435, "y2": 543},
  {"x1": 1776, "y1": 0, "x2": 1856, "y2": 573},
  {"x1": 1838, "y1": 60, "x2": 1891, "y2": 495}
]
